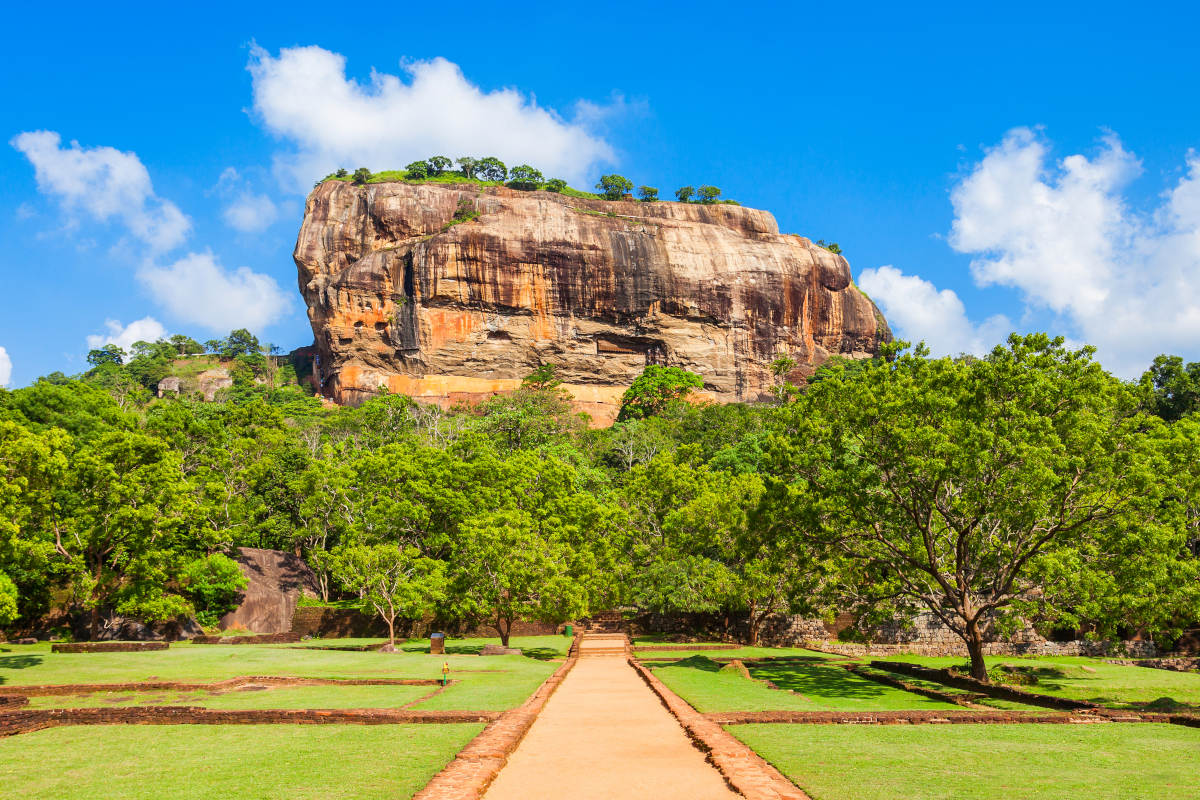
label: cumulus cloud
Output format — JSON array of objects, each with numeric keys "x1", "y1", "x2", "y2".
[
  {"x1": 947, "y1": 128, "x2": 1200, "y2": 376},
  {"x1": 248, "y1": 46, "x2": 616, "y2": 190},
  {"x1": 11, "y1": 131, "x2": 191, "y2": 252},
  {"x1": 137, "y1": 251, "x2": 290, "y2": 332},
  {"x1": 85, "y1": 317, "x2": 168, "y2": 354},
  {"x1": 214, "y1": 167, "x2": 280, "y2": 233},
  {"x1": 0, "y1": 347, "x2": 11, "y2": 386},
  {"x1": 858, "y1": 266, "x2": 1012, "y2": 357}
]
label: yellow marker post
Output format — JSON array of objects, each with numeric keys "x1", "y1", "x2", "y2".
[{"x1": 441, "y1": 661, "x2": 450, "y2": 686}]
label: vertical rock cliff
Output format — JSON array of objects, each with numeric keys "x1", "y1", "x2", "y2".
[{"x1": 294, "y1": 181, "x2": 890, "y2": 424}]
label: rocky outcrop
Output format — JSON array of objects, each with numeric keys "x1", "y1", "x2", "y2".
[
  {"x1": 295, "y1": 181, "x2": 890, "y2": 423},
  {"x1": 218, "y1": 548, "x2": 319, "y2": 634}
]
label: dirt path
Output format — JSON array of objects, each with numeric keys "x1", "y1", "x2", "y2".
[{"x1": 483, "y1": 636, "x2": 738, "y2": 800}]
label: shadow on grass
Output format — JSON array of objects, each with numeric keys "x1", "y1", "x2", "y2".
[
  {"x1": 0, "y1": 654, "x2": 43, "y2": 683},
  {"x1": 396, "y1": 642, "x2": 561, "y2": 661},
  {"x1": 749, "y1": 662, "x2": 894, "y2": 701}
]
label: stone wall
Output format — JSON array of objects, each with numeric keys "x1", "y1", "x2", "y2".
[
  {"x1": 804, "y1": 639, "x2": 1159, "y2": 659},
  {"x1": 51, "y1": 642, "x2": 169, "y2": 653},
  {"x1": 192, "y1": 632, "x2": 301, "y2": 645}
]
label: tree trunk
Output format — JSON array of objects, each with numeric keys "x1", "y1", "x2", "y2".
[
  {"x1": 964, "y1": 620, "x2": 988, "y2": 682},
  {"x1": 747, "y1": 602, "x2": 760, "y2": 647},
  {"x1": 386, "y1": 615, "x2": 396, "y2": 647},
  {"x1": 496, "y1": 610, "x2": 511, "y2": 648}
]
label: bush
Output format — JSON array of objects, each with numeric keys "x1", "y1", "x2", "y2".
[
  {"x1": 335, "y1": 168, "x2": 348, "y2": 178},
  {"x1": 637, "y1": 186, "x2": 659, "y2": 202},
  {"x1": 697, "y1": 185, "x2": 721, "y2": 204},
  {"x1": 545, "y1": 178, "x2": 568, "y2": 193},
  {"x1": 816, "y1": 239, "x2": 842, "y2": 255},
  {"x1": 180, "y1": 554, "x2": 248, "y2": 628},
  {"x1": 596, "y1": 174, "x2": 634, "y2": 200},
  {"x1": 508, "y1": 164, "x2": 544, "y2": 191},
  {"x1": 352, "y1": 167, "x2": 372, "y2": 185},
  {"x1": 675, "y1": 185, "x2": 694, "y2": 203}
]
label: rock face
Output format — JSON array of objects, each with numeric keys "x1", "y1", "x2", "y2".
[
  {"x1": 295, "y1": 181, "x2": 890, "y2": 424},
  {"x1": 219, "y1": 547, "x2": 320, "y2": 634}
]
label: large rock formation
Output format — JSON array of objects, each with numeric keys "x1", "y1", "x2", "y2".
[
  {"x1": 295, "y1": 181, "x2": 890, "y2": 424},
  {"x1": 219, "y1": 548, "x2": 319, "y2": 634}
]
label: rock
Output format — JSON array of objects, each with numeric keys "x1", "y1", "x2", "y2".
[
  {"x1": 218, "y1": 547, "x2": 320, "y2": 634},
  {"x1": 479, "y1": 644, "x2": 523, "y2": 656},
  {"x1": 15, "y1": 637, "x2": 37, "y2": 645},
  {"x1": 196, "y1": 368, "x2": 233, "y2": 401},
  {"x1": 295, "y1": 182, "x2": 891, "y2": 425},
  {"x1": 157, "y1": 376, "x2": 181, "y2": 398}
]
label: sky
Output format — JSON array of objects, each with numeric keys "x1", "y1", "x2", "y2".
[{"x1": 2, "y1": 0, "x2": 1199, "y2": 387}]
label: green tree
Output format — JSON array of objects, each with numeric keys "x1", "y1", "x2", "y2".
[
  {"x1": 696, "y1": 185, "x2": 721, "y2": 204},
  {"x1": 769, "y1": 354, "x2": 798, "y2": 404},
  {"x1": 427, "y1": 156, "x2": 452, "y2": 176},
  {"x1": 0, "y1": 571, "x2": 16, "y2": 627},
  {"x1": 329, "y1": 543, "x2": 446, "y2": 647},
  {"x1": 168, "y1": 335, "x2": 204, "y2": 356},
  {"x1": 815, "y1": 239, "x2": 842, "y2": 255},
  {"x1": 544, "y1": 178, "x2": 567, "y2": 193},
  {"x1": 617, "y1": 365, "x2": 704, "y2": 422},
  {"x1": 675, "y1": 186, "x2": 695, "y2": 203},
  {"x1": 596, "y1": 174, "x2": 633, "y2": 200},
  {"x1": 334, "y1": 168, "x2": 349, "y2": 178},
  {"x1": 87, "y1": 345, "x2": 125, "y2": 367},
  {"x1": 476, "y1": 157, "x2": 507, "y2": 182},
  {"x1": 761, "y1": 335, "x2": 1195, "y2": 680},
  {"x1": 405, "y1": 160, "x2": 430, "y2": 180},
  {"x1": 456, "y1": 157, "x2": 478, "y2": 179},
  {"x1": 507, "y1": 164, "x2": 543, "y2": 191},
  {"x1": 637, "y1": 186, "x2": 659, "y2": 202},
  {"x1": 179, "y1": 553, "x2": 247, "y2": 627},
  {"x1": 1140, "y1": 354, "x2": 1200, "y2": 421},
  {"x1": 352, "y1": 167, "x2": 372, "y2": 185},
  {"x1": 221, "y1": 329, "x2": 262, "y2": 359}
]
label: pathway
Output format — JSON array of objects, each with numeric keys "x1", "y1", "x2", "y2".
[{"x1": 482, "y1": 634, "x2": 738, "y2": 800}]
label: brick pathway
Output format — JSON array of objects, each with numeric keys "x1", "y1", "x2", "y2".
[{"x1": 482, "y1": 634, "x2": 739, "y2": 800}]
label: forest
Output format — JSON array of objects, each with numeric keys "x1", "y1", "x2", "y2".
[{"x1": 2, "y1": 332, "x2": 1198, "y2": 680}]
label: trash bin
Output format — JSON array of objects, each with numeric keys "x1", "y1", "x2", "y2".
[
  {"x1": 563, "y1": 624, "x2": 574, "y2": 637},
  {"x1": 429, "y1": 632, "x2": 445, "y2": 654}
]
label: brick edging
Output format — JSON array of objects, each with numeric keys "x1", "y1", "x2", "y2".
[
  {"x1": 412, "y1": 636, "x2": 581, "y2": 800},
  {"x1": 0, "y1": 675, "x2": 444, "y2": 697},
  {"x1": 629, "y1": 657, "x2": 812, "y2": 800}
]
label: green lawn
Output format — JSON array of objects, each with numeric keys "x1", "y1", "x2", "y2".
[
  {"x1": 27, "y1": 683, "x2": 437, "y2": 710},
  {"x1": 0, "y1": 724, "x2": 483, "y2": 799},
  {"x1": 731, "y1": 723, "x2": 1200, "y2": 800},
  {"x1": 649, "y1": 655, "x2": 960, "y2": 712},
  {"x1": 632, "y1": 639, "x2": 840, "y2": 662},
  {"x1": 0, "y1": 636, "x2": 564, "y2": 711},
  {"x1": 877, "y1": 654, "x2": 1200, "y2": 710}
]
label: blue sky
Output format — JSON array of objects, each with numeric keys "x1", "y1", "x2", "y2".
[{"x1": 2, "y1": 0, "x2": 1199, "y2": 386}]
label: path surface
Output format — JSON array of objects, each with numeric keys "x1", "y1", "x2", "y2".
[{"x1": 483, "y1": 635, "x2": 738, "y2": 800}]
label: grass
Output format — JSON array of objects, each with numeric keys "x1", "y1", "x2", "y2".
[
  {"x1": 27, "y1": 683, "x2": 436, "y2": 710},
  {"x1": 649, "y1": 655, "x2": 960, "y2": 713},
  {"x1": 731, "y1": 723, "x2": 1200, "y2": 800},
  {"x1": 876, "y1": 654, "x2": 1200, "y2": 711},
  {"x1": 633, "y1": 642, "x2": 839, "y2": 662},
  {"x1": 0, "y1": 723, "x2": 483, "y2": 800},
  {"x1": 0, "y1": 636, "x2": 567, "y2": 711}
]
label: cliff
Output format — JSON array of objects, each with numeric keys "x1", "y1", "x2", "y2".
[{"x1": 295, "y1": 181, "x2": 890, "y2": 424}]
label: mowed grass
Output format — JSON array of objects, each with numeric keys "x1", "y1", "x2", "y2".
[
  {"x1": 731, "y1": 723, "x2": 1200, "y2": 800},
  {"x1": 632, "y1": 638, "x2": 839, "y2": 662},
  {"x1": 876, "y1": 654, "x2": 1200, "y2": 710},
  {"x1": 0, "y1": 723, "x2": 483, "y2": 800},
  {"x1": 649, "y1": 655, "x2": 960, "y2": 712},
  {"x1": 27, "y1": 683, "x2": 437, "y2": 710},
  {"x1": 0, "y1": 636, "x2": 567, "y2": 711}
]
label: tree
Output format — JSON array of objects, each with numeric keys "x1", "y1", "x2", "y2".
[
  {"x1": 456, "y1": 157, "x2": 478, "y2": 179},
  {"x1": 761, "y1": 335, "x2": 1192, "y2": 680},
  {"x1": 769, "y1": 354, "x2": 798, "y2": 404},
  {"x1": 675, "y1": 186, "x2": 695, "y2": 203},
  {"x1": 405, "y1": 160, "x2": 430, "y2": 180},
  {"x1": 545, "y1": 178, "x2": 567, "y2": 193},
  {"x1": 352, "y1": 167, "x2": 372, "y2": 185},
  {"x1": 87, "y1": 345, "x2": 125, "y2": 367},
  {"x1": 221, "y1": 329, "x2": 262, "y2": 359},
  {"x1": 179, "y1": 553, "x2": 247, "y2": 627},
  {"x1": 0, "y1": 572, "x2": 16, "y2": 627},
  {"x1": 696, "y1": 185, "x2": 721, "y2": 204},
  {"x1": 329, "y1": 543, "x2": 446, "y2": 647},
  {"x1": 507, "y1": 164, "x2": 543, "y2": 191},
  {"x1": 637, "y1": 186, "x2": 659, "y2": 202},
  {"x1": 204, "y1": 339, "x2": 223, "y2": 354},
  {"x1": 816, "y1": 239, "x2": 842, "y2": 255},
  {"x1": 617, "y1": 365, "x2": 704, "y2": 422},
  {"x1": 596, "y1": 174, "x2": 633, "y2": 201},
  {"x1": 1140, "y1": 354, "x2": 1200, "y2": 421},
  {"x1": 427, "y1": 156, "x2": 452, "y2": 176},
  {"x1": 476, "y1": 157, "x2": 507, "y2": 182},
  {"x1": 168, "y1": 335, "x2": 204, "y2": 356}
]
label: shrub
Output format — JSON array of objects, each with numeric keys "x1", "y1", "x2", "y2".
[
  {"x1": 335, "y1": 168, "x2": 348, "y2": 178},
  {"x1": 596, "y1": 174, "x2": 634, "y2": 200},
  {"x1": 545, "y1": 178, "x2": 568, "y2": 193},
  {"x1": 816, "y1": 239, "x2": 842, "y2": 255},
  {"x1": 405, "y1": 160, "x2": 430, "y2": 180},
  {"x1": 352, "y1": 167, "x2": 372, "y2": 185},
  {"x1": 637, "y1": 186, "x2": 659, "y2": 202},
  {"x1": 675, "y1": 185, "x2": 694, "y2": 203},
  {"x1": 180, "y1": 554, "x2": 248, "y2": 628},
  {"x1": 697, "y1": 185, "x2": 721, "y2": 204}
]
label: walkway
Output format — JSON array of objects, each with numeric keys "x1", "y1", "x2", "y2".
[{"x1": 483, "y1": 634, "x2": 738, "y2": 800}]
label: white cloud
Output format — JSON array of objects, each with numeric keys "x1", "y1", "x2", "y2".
[
  {"x1": 0, "y1": 347, "x2": 11, "y2": 386},
  {"x1": 946, "y1": 128, "x2": 1200, "y2": 376},
  {"x1": 223, "y1": 192, "x2": 279, "y2": 233},
  {"x1": 858, "y1": 266, "x2": 1012, "y2": 357},
  {"x1": 85, "y1": 317, "x2": 168, "y2": 355},
  {"x1": 137, "y1": 251, "x2": 290, "y2": 332},
  {"x1": 248, "y1": 46, "x2": 616, "y2": 190},
  {"x1": 11, "y1": 131, "x2": 190, "y2": 253}
]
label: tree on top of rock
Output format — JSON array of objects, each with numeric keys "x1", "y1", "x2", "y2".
[
  {"x1": 596, "y1": 174, "x2": 633, "y2": 201},
  {"x1": 618, "y1": 365, "x2": 704, "y2": 421},
  {"x1": 507, "y1": 164, "x2": 543, "y2": 191},
  {"x1": 476, "y1": 157, "x2": 507, "y2": 182}
]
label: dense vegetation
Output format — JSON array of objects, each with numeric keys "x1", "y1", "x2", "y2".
[{"x1": 1, "y1": 333, "x2": 1198, "y2": 672}]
